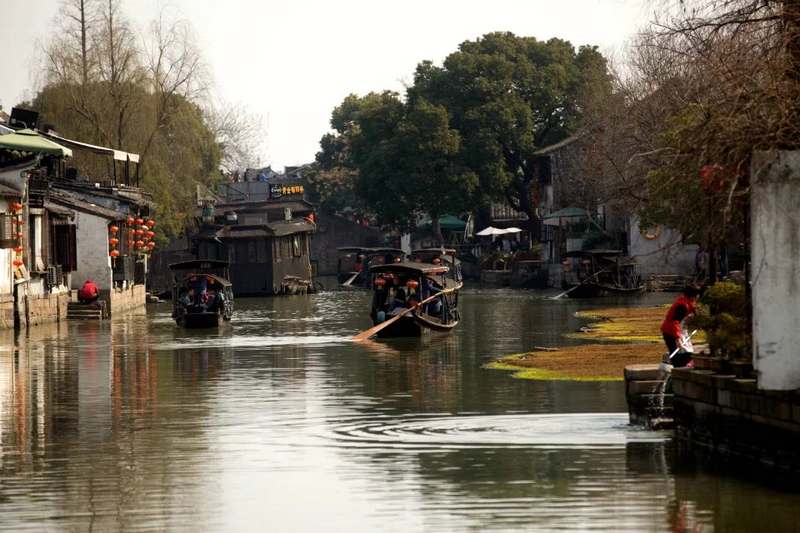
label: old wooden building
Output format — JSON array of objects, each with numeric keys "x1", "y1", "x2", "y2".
[{"x1": 190, "y1": 178, "x2": 315, "y2": 296}]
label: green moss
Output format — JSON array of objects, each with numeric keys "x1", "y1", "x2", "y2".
[{"x1": 484, "y1": 360, "x2": 622, "y2": 382}]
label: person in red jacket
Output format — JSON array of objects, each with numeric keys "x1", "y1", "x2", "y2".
[
  {"x1": 661, "y1": 285, "x2": 700, "y2": 366},
  {"x1": 78, "y1": 279, "x2": 99, "y2": 304}
]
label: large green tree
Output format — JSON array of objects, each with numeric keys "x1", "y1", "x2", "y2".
[
  {"x1": 316, "y1": 92, "x2": 477, "y2": 242},
  {"x1": 409, "y1": 32, "x2": 611, "y2": 234}
]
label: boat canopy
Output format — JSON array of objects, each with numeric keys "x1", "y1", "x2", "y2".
[
  {"x1": 176, "y1": 272, "x2": 232, "y2": 287},
  {"x1": 370, "y1": 261, "x2": 449, "y2": 275},
  {"x1": 412, "y1": 248, "x2": 457, "y2": 255},
  {"x1": 169, "y1": 259, "x2": 229, "y2": 271},
  {"x1": 337, "y1": 246, "x2": 405, "y2": 255}
]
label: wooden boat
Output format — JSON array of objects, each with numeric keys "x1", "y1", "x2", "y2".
[
  {"x1": 368, "y1": 260, "x2": 462, "y2": 338},
  {"x1": 560, "y1": 249, "x2": 644, "y2": 298},
  {"x1": 169, "y1": 260, "x2": 234, "y2": 328},
  {"x1": 336, "y1": 247, "x2": 406, "y2": 288}
]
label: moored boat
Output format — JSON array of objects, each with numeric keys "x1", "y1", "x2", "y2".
[
  {"x1": 169, "y1": 260, "x2": 234, "y2": 328},
  {"x1": 368, "y1": 260, "x2": 462, "y2": 338},
  {"x1": 560, "y1": 249, "x2": 644, "y2": 298}
]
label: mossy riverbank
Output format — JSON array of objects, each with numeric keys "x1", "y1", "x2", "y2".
[{"x1": 487, "y1": 305, "x2": 689, "y2": 381}]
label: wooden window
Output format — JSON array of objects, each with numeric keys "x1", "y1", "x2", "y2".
[{"x1": 0, "y1": 213, "x2": 14, "y2": 248}]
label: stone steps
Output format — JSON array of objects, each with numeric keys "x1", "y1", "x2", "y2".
[{"x1": 66, "y1": 302, "x2": 105, "y2": 320}]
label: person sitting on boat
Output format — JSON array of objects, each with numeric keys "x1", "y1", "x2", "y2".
[
  {"x1": 387, "y1": 288, "x2": 407, "y2": 315},
  {"x1": 422, "y1": 277, "x2": 443, "y2": 315},
  {"x1": 661, "y1": 285, "x2": 700, "y2": 367},
  {"x1": 78, "y1": 279, "x2": 99, "y2": 304},
  {"x1": 180, "y1": 288, "x2": 195, "y2": 307}
]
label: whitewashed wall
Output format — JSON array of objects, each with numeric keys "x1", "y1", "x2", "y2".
[
  {"x1": 628, "y1": 216, "x2": 698, "y2": 277},
  {"x1": 751, "y1": 151, "x2": 800, "y2": 391},
  {"x1": 72, "y1": 211, "x2": 112, "y2": 291}
]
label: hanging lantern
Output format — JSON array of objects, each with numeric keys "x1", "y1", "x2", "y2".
[
  {"x1": 145, "y1": 230, "x2": 155, "y2": 239},
  {"x1": 110, "y1": 249, "x2": 120, "y2": 258},
  {"x1": 14, "y1": 246, "x2": 23, "y2": 254},
  {"x1": 109, "y1": 225, "x2": 119, "y2": 234},
  {"x1": 146, "y1": 241, "x2": 156, "y2": 249},
  {"x1": 135, "y1": 217, "x2": 144, "y2": 225},
  {"x1": 109, "y1": 238, "x2": 119, "y2": 246},
  {"x1": 16, "y1": 232, "x2": 23, "y2": 239},
  {"x1": 12, "y1": 259, "x2": 23, "y2": 267},
  {"x1": 126, "y1": 216, "x2": 135, "y2": 225},
  {"x1": 405, "y1": 280, "x2": 419, "y2": 289},
  {"x1": 135, "y1": 229, "x2": 144, "y2": 236},
  {"x1": 135, "y1": 240, "x2": 144, "y2": 248},
  {"x1": 146, "y1": 219, "x2": 155, "y2": 228},
  {"x1": 11, "y1": 202, "x2": 23, "y2": 212},
  {"x1": 374, "y1": 277, "x2": 386, "y2": 287}
]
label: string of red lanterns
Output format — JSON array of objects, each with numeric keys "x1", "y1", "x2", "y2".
[{"x1": 10, "y1": 201, "x2": 24, "y2": 268}]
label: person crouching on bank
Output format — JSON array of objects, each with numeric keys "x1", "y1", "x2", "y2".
[{"x1": 661, "y1": 285, "x2": 700, "y2": 367}]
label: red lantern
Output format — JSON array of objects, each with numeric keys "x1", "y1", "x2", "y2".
[
  {"x1": 146, "y1": 241, "x2": 156, "y2": 248},
  {"x1": 11, "y1": 202, "x2": 22, "y2": 211},
  {"x1": 109, "y1": 238, "x2": 119, "y2": 246},
  {"x1": 145, "y1": 230, "x2": 155, "y2": 239},
  {"x1": 109, "y1": 225, "x2": 119, "y2": 234},
  {"x1": 110, "y1": 249, "x2": 120, "y2": 258},
  {"x1": 135, "y1": 229, "x2": 144, "y2": 236},
  {"x1": 12, "y1": 259, "x2": 23, "y2": 267},
  {"x1": 14, "y1": 246, "x2": 23, "y2": 254},
  {"x1": 374, "y1": 277, "x2": 386, "y2": 287},
  {"x1": 406, "y1": 280, "x2": 419, "y2": 289},
  {"x1": 135, "y1": 218, "x2": 144, "y2": 225},
  {"x1": 126, "y1": 216, "x2": 135, "y2": 225},
  {"x1": 135, "y1": 240, "x2": 144, "y2": 248},
  {"x1": 16, "y1": 232, "x2": 23, "y2": 239},
  {"x1": 146, "y1": 219, "x2": 155, "y2": 228}
]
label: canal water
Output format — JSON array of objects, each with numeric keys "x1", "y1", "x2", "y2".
[{"x1": 1, "y1": 288, "x2": 798, "y2": 531}]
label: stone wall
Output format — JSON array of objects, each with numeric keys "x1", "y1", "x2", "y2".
[
  {"x1": 671, "y1": 368, "x2": 800, "y2": 471},
  {"x1": 751, "y1": 150, "x2": 800, "y2": 390},
  {"x1": 107, "y1": 284, "x2": 146, "y2": 316},
  {"x1": 24, "y1": 290, "x2": 70, "y2": 327},
  {"x1": 0, "y1": 293, "x2": 13, "y2": 330}
]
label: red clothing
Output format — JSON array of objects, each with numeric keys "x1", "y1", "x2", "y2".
[
  {"x1": 661, "y1": 295, "x2": 696, "y2": 338},
  {"x1": 78, "y1": 281, "x2": 99, "y2": 301}
]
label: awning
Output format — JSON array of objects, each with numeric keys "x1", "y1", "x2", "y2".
[
  {"x1": 476, "y1": 226, "x2": 523, "y2": 236},
  {"x1": 419, "y1": 215, "x2": 466, "y2": 232},
  {"x1": 40, "y1": 131, "x2": 138, "y2": 162},
  {"x1": 0, "y1": 129, "x2": 72, "y2": 157},
  {"x1": 542, "y1": 207, "x2": 589, "y2": 226}
]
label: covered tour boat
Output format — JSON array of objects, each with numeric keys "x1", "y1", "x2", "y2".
[
  {"x1": 560, "y1": 249, "x2": 644, "y2": 298},
  {"x1": 368, "y1": 259, "x2": 463, "y2": 338},
  {"x1": 169, "y1": 260, "x2": 234, "y2": 328},
  {"x1": 337, "y1": 246, "x2": 406, "y2": 288}
]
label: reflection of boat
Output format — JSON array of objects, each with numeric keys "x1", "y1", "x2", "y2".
[
  {"x1": 368, "y1": 258, "x2": 463, "y2": 338},
  {"x1": 336, "y1": 247, "x2": 406, "y2": 288},
  {"x1": 561, "y1": 249, "x2": 644, "y2": 298},
  {"x1": 169, "y1": 260, "x2": 234, "y2": 328}
]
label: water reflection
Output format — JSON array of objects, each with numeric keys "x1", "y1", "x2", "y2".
[{"x1": 0, "y1": 289, "x2": 798, "y2": 531}]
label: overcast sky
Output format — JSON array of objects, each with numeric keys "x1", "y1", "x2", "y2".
[{"x1": 0, "y1": 0, "x2": 651, "y2": 170}]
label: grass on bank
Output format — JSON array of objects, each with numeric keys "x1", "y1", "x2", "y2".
[{"x1": 486, "y1": 343, "x2": 664, "y2": 381}]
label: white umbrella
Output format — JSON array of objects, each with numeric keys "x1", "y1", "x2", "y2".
[
  {"x1": 476, "y1": 226, "x2": 504, "y2": 236},
  {"x1": 503, "y1": 227, "x2": 523, "y2": 233}
]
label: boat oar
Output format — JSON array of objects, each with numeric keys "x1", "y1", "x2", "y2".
[
  {"x1": 548, "y1": 269, "x2": 608, "y2": 300},
  {"x1": 342, "y1": 271, "x2": 360, "y2": 286},
  {"x1": 667, "y1": 329, "x2": 699, "y2": 362},
  {"x1": 352, "y1": 287, "x2": 457, "y2": 342}
]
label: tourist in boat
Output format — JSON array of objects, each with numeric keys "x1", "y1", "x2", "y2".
[
  {"x1": 661, "y1": 285, "x2": 700, "y2": 366},
  {"x1": 179, "y1": 288, "x2": 195, "y2": 307},
  {"x1": 78, "y1": 279, "x2": 99, "y2": 304}
]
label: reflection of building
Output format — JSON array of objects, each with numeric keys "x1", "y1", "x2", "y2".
[{"x1": 190, "y1": 178, "x2": 315, "y2": 295}]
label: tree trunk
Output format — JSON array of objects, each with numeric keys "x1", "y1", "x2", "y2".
[{"x1": 431, "y1": 214, "x2": 444, "y2": 246}]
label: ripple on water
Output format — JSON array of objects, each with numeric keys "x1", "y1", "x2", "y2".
[
  {"x1": 151, "y1": 334, "x2": 352, "y2": 351},
  {"x1": 318, "y1": 413, "x2": 668, "y2": 450}
]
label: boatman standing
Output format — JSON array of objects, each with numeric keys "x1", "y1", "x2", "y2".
[{"x1": 660, "y1": 285, "x2": 700, "y2": 367}]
